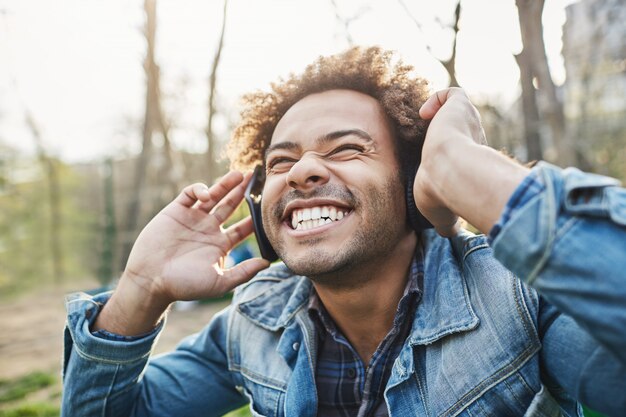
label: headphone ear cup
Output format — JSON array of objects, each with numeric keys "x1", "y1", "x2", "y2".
[{"x1": 406, "y1": 172, "x2": 433, "y2": 232}]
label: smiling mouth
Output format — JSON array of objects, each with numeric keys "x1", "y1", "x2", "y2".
[{"x1": 290, "y1": 206, "x2": 351, "y2": 231}]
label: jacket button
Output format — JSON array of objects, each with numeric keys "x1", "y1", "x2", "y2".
[
  {"x1": 292, "y1": 342, "x2": 300, "y2": 351},
  {"x1": 347, "y1": 368, "x2": 357, "y2": 379}
]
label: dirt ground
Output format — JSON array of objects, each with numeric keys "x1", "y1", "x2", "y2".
[{"x1": 0, "y1": 280, "x2": 231, "y2": 381}]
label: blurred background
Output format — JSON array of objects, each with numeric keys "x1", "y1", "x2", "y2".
[{"x1": 0, "y1": 0, "x2": 623, "y2": 416}]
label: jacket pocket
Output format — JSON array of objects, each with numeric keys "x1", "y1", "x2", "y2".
[{"x1": 239, "y1": 378, "x2": 284, "y2": 417}]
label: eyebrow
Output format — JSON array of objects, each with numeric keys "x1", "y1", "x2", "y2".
[{"x1": 264, "y1": 129, "x2": 373, "y2": 161}]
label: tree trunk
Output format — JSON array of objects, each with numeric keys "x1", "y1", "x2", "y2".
[
  {"x1": 441, "y1": 1, "x2": 461, "y2": 88},
  {"x1": 516, "y1": 0, "x2": 574, "y2": 166},
  {"x1": 206, "y1": 0, "x2": 228, "y2": 185},
  {"x1": 515, "y1": 50, "x2": 543, "y2": 161},
  {"x1": 99, "y1": 158, "x2": 117, "y2": 285},
  {"x1": 26, "y1": 112, "x2": 64, "y2": 283},
  {"x1": 121, "y1": 0, "x2": 164, "y2": 271}
]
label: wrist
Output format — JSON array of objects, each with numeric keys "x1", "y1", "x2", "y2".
[
  {"x1": 435, "y1": 144, "x2": 530, "y2": 234},
  {"x1": 93, "y1": 271, "x2": 171, "y2": 336}
]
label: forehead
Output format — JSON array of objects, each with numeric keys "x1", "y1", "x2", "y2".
[{"x1": 270, "y1": 89, "x2": 393, "y2": 147}]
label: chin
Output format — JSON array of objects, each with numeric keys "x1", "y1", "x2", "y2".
[
  {"x1": 281, "y1": 253, "x2": 333, "y2": 277},
  {"x1": 279, "y1": 245, "x2": 365, "y2": 283}
]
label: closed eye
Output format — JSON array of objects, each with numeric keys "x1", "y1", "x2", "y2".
[
  {"x1": 327, "y1": 144, "x2": 366, "y2": 158},
  {"x1": 267, "y1": 156, "x2": 298, "y2": 173}
]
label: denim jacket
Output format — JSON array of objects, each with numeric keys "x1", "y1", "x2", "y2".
[{"x1": 62, "y1": 163, "x2": 626, "y2": 417}]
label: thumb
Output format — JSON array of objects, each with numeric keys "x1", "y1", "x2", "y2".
[{"x1": 218, "y1": 258, "x2": 271, "y2": 293}]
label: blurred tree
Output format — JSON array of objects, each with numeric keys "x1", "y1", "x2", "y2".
[
  {"x1": 121, "y1": 0, "x2": 183, "y2": 270},
  {"x1": 515, "y1": 0, "x2": 574, "y2": 166},
  {"x1": 561, "y1": 0, "x2": 625, "y2": 178},
  {"x1": 514, "y1": 50, "x2": 543, "y2": 161},
  {"x1": 24, "y1": 111, "x2": 64, "y2": 283},
  {"x1": 206, "y1": 0, "x2": 228, "y2": 185},
  {"x1": 98, "y1": 158, "x2": 117, "y2": 285},
  {"x1": 0, "y1": 146, "x2": 97, "y2": 295}
]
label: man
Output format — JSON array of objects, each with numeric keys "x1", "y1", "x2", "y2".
[{"x1": 62, "y1": 47, "x2": 626, "y2": 416}]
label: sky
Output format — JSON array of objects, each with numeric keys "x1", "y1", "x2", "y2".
[{"x1": 0, "y1": 0, "x2": 578, "y2": 163}]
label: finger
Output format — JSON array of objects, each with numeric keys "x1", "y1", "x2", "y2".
[
  {"x1": 217, "y1": 258, "x2": 271, "y2": 293},
  {"x1": 174, "y1": 183, "x2": 212, "y2": 208},
  {"x1": 419, "y1": 87, "x2": 466, "y2": 120},
  {"x1": 177, "y1": 171, "x2": 244, "y2": 210},
  {"x1": 209, "y1": 171, "x2": 253, "y2": 224},
  {"x1": 224, "y1": 217, "x2": 255, "y2": 249}
]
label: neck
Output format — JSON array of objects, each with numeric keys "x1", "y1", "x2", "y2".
[{"x1": 312, "y1": 232, "x2": 417, "y2": 363}]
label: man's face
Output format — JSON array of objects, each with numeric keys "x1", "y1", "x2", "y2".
[{"x1": 262, "y1": 89, "x2": 412, "y2": 282}]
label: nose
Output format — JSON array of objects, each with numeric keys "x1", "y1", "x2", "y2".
[{"x1": 286, "y1": 154, "x2": 330, "y2": 191}]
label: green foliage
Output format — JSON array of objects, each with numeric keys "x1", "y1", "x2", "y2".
[{"x1": 0, "y1": 372, "x2": 55, "y2": 403}]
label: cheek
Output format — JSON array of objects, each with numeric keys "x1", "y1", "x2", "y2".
[{"x1": 261, "y1": 178, "x2": 283, "y2": 223}]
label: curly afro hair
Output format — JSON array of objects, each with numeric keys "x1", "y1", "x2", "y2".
[{"x1": 227, "y1": 46, "x2": 431, "y2": 182}]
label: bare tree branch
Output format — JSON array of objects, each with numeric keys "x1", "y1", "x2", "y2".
[
  {"x1": 397, "y1": 0, "x2": 462, "y2": 87},
  {"x1": 330, "y1": 0, "x2": 354, "y2": 46},
  {"x1": 329, "y1": 0, "x2": 370, "y2": 46},
  {"x1": 206, "y1": 0, "x2": 228, "y2": 185}
]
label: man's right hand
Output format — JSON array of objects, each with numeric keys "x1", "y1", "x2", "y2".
[
  {"x1": 414, "y1": 88, "x2": 529, "y2": 237},
  {"x1": 94, "y1": 171, "x2": 270, "y2": 336}
]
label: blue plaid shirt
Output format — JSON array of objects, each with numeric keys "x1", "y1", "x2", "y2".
[{"x1": 308, "y1": 253, "x2": 423, "y2": 417}]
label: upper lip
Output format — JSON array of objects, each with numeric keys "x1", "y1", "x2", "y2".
[{"x1": 282, "y1": 198, "x2": 352, "y2": 221}]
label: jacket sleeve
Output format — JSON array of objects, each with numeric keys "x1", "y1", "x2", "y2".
[
  {"x1": 491, "y1": 162, "x2": 626, "y2": 363},
  {"x1": 61, "y1": 292, "x2": 247, "y2": 417},
  {"x1": 491, "y1": 163, "x2": 626, "y2": 416}
]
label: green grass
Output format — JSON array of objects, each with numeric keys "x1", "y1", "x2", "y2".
[
  {"x1": 0, "y1": 373, "x2": 55, "y2": 403},
  {"x1": 0, "y1": 372, "x2": 59, "y2": 417},
  {"x1": 0, "y1": 403, "x2": 59, "y2": 417}
]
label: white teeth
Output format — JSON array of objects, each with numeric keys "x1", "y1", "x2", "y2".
[{"x1": 289, "y1": 206, "x2": 349, "y2": 230}]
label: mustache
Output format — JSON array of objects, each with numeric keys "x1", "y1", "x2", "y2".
[{"x1": 272, "y1": 184, "x2": 357, "y2": 219}]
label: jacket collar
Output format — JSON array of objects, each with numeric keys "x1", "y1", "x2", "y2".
[
  {"x1": 407, "y1": 229, "x2": 479, "y2": 345},
  {"x1": 237, "y1": 264, "x2": 312, "y2": 331},
  {"x1": 237, "y1": 230, "x2": 480, "y2": 342}
]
